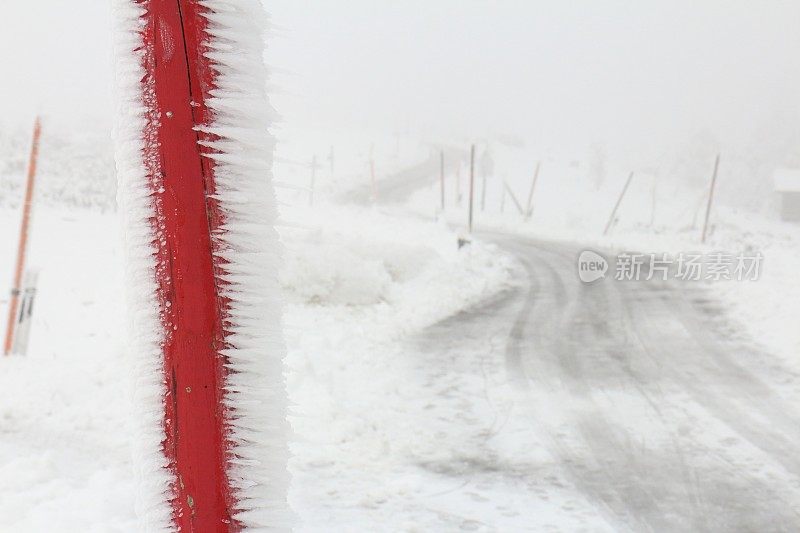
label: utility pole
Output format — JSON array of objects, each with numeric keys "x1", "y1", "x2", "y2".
[
  {"x1": 701, "y1": 154, "x2": 720, "y2": 243},
  {"x1": 603, "y1": 171, "x2": 635, "y2": 236}
]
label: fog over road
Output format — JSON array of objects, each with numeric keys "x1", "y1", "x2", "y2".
[
  {"x1": 364, "y1": 161, "x2": 800, "y2": 531},
  {"x1": 451, "y1": 234, "x2": 800, "y2": 531}
]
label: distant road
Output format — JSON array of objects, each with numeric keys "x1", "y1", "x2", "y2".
[{"x1": 341, "y1": 146, "x2": 466, "y2": 205}]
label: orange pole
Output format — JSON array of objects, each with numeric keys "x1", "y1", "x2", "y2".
[{"x1": 4, "y1": 117, "x2": 41, "y2": 356}]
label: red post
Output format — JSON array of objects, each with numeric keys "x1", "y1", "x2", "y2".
[
  {"x1": 139, "y1": 1, "x2": 233, "y2": 530},
  {"x1": 4, "y1": 117, "x2": 41, "y2": 356}
]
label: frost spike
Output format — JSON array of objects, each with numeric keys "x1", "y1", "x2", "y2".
[{"x1": 114, "y1": 0, "x2": 292, "y2": 531}]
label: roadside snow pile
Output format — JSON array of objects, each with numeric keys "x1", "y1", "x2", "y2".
[
  {"x1": 0, "y1": 197, "x2": 513, "y2": 531},
  {"x1": 701, "y1": 209, "x2": 800, "y2": 366},
  {"x1": 280, "y1": 204, "x2": 513, "y2": 329},
  {"x1": 280, "y1": 205, "x2": 515, "y2": 528}
]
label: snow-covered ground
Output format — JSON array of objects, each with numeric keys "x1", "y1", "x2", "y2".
[
  {"x1": 0, "y1": 139, "x2": 512, "y2": 530},
  {"x1": 1, "y1": 124, "x2": 800, "y2": 530}
]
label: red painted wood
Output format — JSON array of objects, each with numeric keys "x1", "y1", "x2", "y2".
[{"x1": 138, "y1": 1, "x2": 235, "y2": 530}]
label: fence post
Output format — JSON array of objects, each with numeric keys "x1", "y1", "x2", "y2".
[
  {"x1": 525, "y1": 161, "x2": 541, "y2": 219},
  {"x1": 603, "y1": 171, "x2": 635, "y2": 236},
  {"x1": 117, "y1": 3, "x2": 291, "y2": 529},
  {"x1": 468, "y1": 144, "x2": 475, "y2": 232},
  {"x1": 503, "y1": 181, "x2": 525, "y2": 215},
  {"x1": 701, "y1": 154, "x2": 721, "y2": 243},
  {"x1": 440, "y1": 150, "x2": 445, "y2": 211}
]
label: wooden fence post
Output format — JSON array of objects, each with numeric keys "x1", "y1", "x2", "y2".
[
  {"x1": 468, "y1": 145, "x2": 475, "y2": 232},
  {"x1": 701, "y1": 154, "x2": 721, "y2": 243},
  {"x1": 603, "y1": 171, "x2": 635, "y2": 236},
  {"x1": 525, "y1": 161, "x2": 541, "y2": 219}
]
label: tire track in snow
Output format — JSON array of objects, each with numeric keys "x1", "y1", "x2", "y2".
[{"x1": 486, "y1": 233, "x2": 800, "y2": 532}]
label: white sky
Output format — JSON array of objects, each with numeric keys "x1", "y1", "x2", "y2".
[{"x1": 1, "y1": 1, "x2": 799, "y2": 154}]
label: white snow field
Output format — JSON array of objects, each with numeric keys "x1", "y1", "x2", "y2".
[
  {"x1": 0, "y1": 130, "x2": 514, "y2": 531},
  {"x1": 3, "y1": 1, "x2": 800, "y2": 531},
  {"x1": 2, "y1": 124, "x2": 800, "y2": 531}
]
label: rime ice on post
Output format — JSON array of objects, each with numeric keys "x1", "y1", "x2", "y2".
[{"x1": 113, "y1": 1, "x2": 292, "y2": 530}]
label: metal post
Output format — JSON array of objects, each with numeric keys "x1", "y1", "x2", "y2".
[
  {"x1": 603, "y1": 171, "x2": 635, "y2": 236},
  {"x1": 525, "y1": 161, "x2": 541, "y2": 219},
  {"x1": 701, "y1": 154, "x2": 721, "y2": 243},
  {"x1": 503, "y1": 181, "x2": 525, "y2": 215}
]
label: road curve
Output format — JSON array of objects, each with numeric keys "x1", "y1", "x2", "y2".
[
  {"x1": 352, "y1": 156, "x2": 800, "y2": 531},
  {"x1": 436, "y1": 231, "x2": 800, "y2": 531}
]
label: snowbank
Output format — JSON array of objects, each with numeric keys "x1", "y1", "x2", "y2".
[
  {"x1": 279, "y1": 205, "x2": 514, "y2": 530},
  {"x1": 0, "y1": 195, "x2": 513, "y2": 530}
]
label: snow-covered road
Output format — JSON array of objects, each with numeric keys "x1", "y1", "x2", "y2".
[
  {"x1": 312, "y1": 154, "x2": 800, "y2": 531},
  {"x1": 410, "y1": 230, "x2": 800, "y2": 531}
]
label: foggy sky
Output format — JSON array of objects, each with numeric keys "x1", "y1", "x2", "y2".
[{"x1": 2, "y1": 1, "x2": 799, "y2": 156}]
